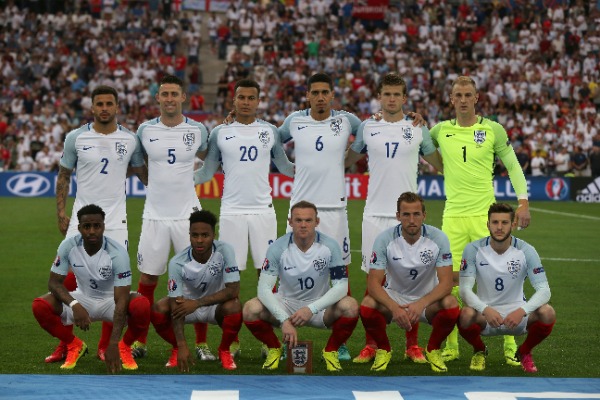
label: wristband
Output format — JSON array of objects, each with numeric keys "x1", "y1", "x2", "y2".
[{"x1": 69, "y1": 299, "x2": 79, "y2": 308}]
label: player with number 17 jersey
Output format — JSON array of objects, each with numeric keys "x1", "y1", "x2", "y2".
[
  {"x1": 137, "y1": 117, "x2": 208, "y2": 219},
  {"x1": 279, "y1": 110, "x2": 361, "y2": 209},
  {"x1": 351, "y1": 118, "x2": 437, "y2": 217}
]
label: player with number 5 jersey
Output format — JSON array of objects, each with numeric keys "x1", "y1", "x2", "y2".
[{"x1": 134, "y1": 75, "x2": 211, "y2": 361}]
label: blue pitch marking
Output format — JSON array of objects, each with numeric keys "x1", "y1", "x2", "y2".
[{"x1": 1, "y1": 375, "x2": 599, "y2": 400}]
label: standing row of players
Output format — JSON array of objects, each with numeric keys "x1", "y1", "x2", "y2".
[{"x1": 32, "y1": 72, "x2": 555, "y2": 373}]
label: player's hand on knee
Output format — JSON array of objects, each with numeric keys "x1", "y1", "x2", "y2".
[
  {"x1": 504, "y1": 308, "x2": 526, "y2": 329},
  {"x1": 482, "y1": 307, "x2": 503, "y2": 328},
  {"x1": 290, "y1": 307, "x2": 312, "y2": 327},
  {"x1": 73, "y1": 304, "x2": 92, "y2": 331},
  {"x1": 392, "y1": 305, "x2": 412, "y2": 331}
]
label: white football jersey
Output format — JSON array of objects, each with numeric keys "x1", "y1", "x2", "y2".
[
  {"x1": 167, "y1": 241, "x2": 240, "y2": 300},
  {"x1": 460, "y1": 236, "x2": 548, "y2": 309},
  {"x1": 280, "y1": 110, "x2": 361, "y2": 209},
  {"x1": 261, "y1": 231, "x2": 346, "y2": 301},
  {"x1": 138, "y1": 117, "x2": 208, "y2": 219},
  {"x1": 370, "y1": 224, "x2": 452, "y2": 297},
  {"x1": 350, "y1": 117, "x2": 436, "y2": 217},
  {"x1": 51, "y1": 235, "x2": 132, "y2": 298},
  {"x1": 197, "y1": 120, "x2": 292, "y2": 214},
  {"x1": 60, "y1": 124, "x2": 144, "y2": 230}
]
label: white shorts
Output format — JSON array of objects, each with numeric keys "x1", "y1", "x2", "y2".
[
  {"x1": 287, "y1": 207, "x2": 351, "y2": 264},
  {"x1": 219, "y1": 213, "x2": 277, "y2": 270},
  {"x1": 383, "y1": 287, "x2": 429, "y2": 324},
  {"x1": 481, "y1": 304, "x2": 529, "y2": 336},
  {"x1": 61, "y1": 291, "x2": 119, "y2": 325},
  {"x1": 137, "y1": 219, "x2": 189, "y2": 276},
  {"x1": 361, "y1": 215, "x2": 397, "y2": 273},
  {"x1": 184, "y1": 303, "x2": 219, "y2": 325},
  {"x1": 66, "y1": 226, "x2": 129, "y2": 251},
  {"x1": 274, "y1": 293, "x2": 327, "y2": 329}
]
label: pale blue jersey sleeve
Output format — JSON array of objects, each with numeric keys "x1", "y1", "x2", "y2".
[
  {"x1": 257, "y1": 234, "x2": 291, "y2": 324},
  {"x1": 125, "y1": 127, "x2": 145, "y2": 168},
  {"x1": 50, "y1": 236, "x2": 78, "y2": 275},
  {"x1": 424, "y1": 225, "x2": 452, "y2": 267},
  {"x1": 369, "y1": 227, "x2": 396, "y2": 271},
  {"x1": 519, "y1": 240, "x2": 551, "y2": 314},
  {"x1": 215, "y1": 241, "x2": 241, "y2": 284},
  {"x1": 167, "y1": 252, "x2": 186, "y2": 298},
  {"x1": 460, "y1": 240, "x2": 491, "y2": 313},
  {"x1": 279, "y1": 111, "x2": 301, "y2": 143},
  {"x1": 188, "y1": 118, "x2": 209, "y2": 153},
  {"x1": 350, "y1": 120, "x2": 368, "y2": 153},
  {"x1": 420, "y1": 126, "x2": 437, "y2": 156},
  {"x1": 60, "y1": 129, "x2": 81, "y2": 170},
  {"x1": 337, "y1": 110, "x2": 361, "y2": 134},
  {"x1": 106, "y1": 237, "x2": 132, "y2": 287},
  {"x1": 269, "y1": 123, "x2": 295, "y2": 177},
  {"x1": 194, "y1": 125, "x2": 222, "y2": 184}
]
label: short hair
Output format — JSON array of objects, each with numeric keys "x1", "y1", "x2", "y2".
[
  {"x1": 397, "y1": 192, "x2": 426, "y2": 213},
  {"x1": 77, "y1": 204, "x2": 105, "y2": 222},
  {"x1": 160, "y1": 74, "x2": 184, "y2": 89},
  {"x1": 451, "y1": 76, "x2": 477, "y2": 92},
  {"x1": 307, "y1": 73, "x2": 333, "y2": 91},
  {"x1": 377, "y1": 73, "x2": 407, "y2": 96},
  {"x1": 290, "y1": 200, "x2": 318, "y2": 217},
  {"x1": 91, "y1": 86, "x2": 118, "y2": 103},
  {"x1": 189, "y1": 210, "x2": 218, "y2": 231},
  {"x1": 488, "y1": 203, "x2": 515, "y2": 221},
  {"x1": 234, "y1": 79, "x2": 261, "y2": 97}
]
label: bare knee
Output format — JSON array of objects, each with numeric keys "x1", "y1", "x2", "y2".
[
  {"x1": 242, "y1": 297, "x2": 264, "y2": 321},
  {"x1": 458, "y1": 307, "x2": 478, "y2": 328}
]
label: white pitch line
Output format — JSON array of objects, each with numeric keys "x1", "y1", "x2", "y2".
[
  {"x1": 530, "y1": 207, "x2": 600, "y2": 221},
  {"x1": 541, "y1": 257, "x2": 600, "y2": 263}
]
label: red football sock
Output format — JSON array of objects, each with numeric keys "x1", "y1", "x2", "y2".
[
  {"x1": 32, "y1": 298, "x2": 75, "y2": 343},
  {"x1": 362, "y1": 276, "x2": 384, "y2": 348},
  {"x1": 150, "y1": 309, "x2": 177, "y2": 347},
  {"x1": 458, "y1": 322, "x2": 486, "y2": 353},
  {"x1": 427, "y1": 307, "x2": 460, "y2": 351},
  {"x1": 218, "y1": 313, "x2": 242, "y2": 352},
  {"x1": 325, "y1": 316, "x2": 358, "y2": 352},
  {"x1": 244, "y1": 320, "x2": 280, "y2": 348},
  {"x1": 123, "y1": 296, "x2": 151, "y2": 346},
  {"x1": 406, "y1": 322, "x2": 420, "y2": 348},
  {"x1": 194, "y1": 322, "x2": 208, "y2": 344},
  {"x1": 136, "y1": 281, "x2": 157, "y2": 343},
  {"x1": 63, "y1": 271, "x2": 77, "y2": 291},
  {"x1": 360, "y1": 306, "x2": 390, "y2": 351},
  {"x1": 519, "y1": 321, "x2": 555, "y2": 355},
  {"x1": 97, "y1": 322, "x2": 113, "y2": 351}
]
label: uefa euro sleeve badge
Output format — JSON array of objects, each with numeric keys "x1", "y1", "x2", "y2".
[{"x1": 286, "y1": 340, "x2": 313, "y2": 374}]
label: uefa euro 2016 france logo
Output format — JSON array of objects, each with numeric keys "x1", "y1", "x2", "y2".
[{"x1": 545, "y1": 178, "x2": 569, "y2": 200}]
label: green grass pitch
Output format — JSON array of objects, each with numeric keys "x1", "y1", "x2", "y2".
[{"x1": 1, "y1": 197, "x2": 598, "y2": 377}]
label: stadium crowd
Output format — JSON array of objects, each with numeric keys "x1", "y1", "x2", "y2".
[{"x1": 0, "y1": 0, "x2": 599, "y2": 177}]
